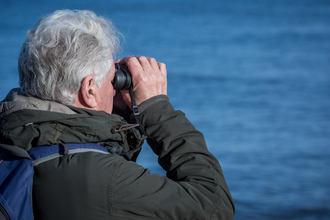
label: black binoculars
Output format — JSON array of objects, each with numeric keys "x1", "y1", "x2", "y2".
[{"x1": 113, "y1": 63, "x2": 132, "y2": 90}]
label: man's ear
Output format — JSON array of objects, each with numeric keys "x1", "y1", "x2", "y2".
[{"x1": 78, "y1": 75, "x2": 98, "y2": 108}]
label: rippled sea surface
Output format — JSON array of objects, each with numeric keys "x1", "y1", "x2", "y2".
[{"x1": 1, "y1": 0, "x2": 329, "y2": 219}]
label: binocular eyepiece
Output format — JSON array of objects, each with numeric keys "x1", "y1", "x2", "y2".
[{"x1": 113, "y1": 63, "x2": 132, "y2": 90}]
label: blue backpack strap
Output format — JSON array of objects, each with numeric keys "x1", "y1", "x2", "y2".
[
  {"x1": 28, "y1": 143, "x2": 110, "y2": 166},
  {"x1": 0, "y1": 146, "x2": 34, "y2": 220},
  {"x1": 0, "y1": 142, "x2": 110, "y2": 220}
]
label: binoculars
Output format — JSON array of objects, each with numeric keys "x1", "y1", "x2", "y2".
[{"x1": 113, "y1": 63, "x2": 132, "y2": 90}]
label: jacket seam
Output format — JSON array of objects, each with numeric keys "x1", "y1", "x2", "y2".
[
  {"x1": 209, "y1": 168, "x2": 223, "y2": 219},
  {"x1": 107, "y1": 159, "x2": 119, "y2": 219},
  {"x1": 209, "y1": 196, "x2": 224, "y2": 220}
]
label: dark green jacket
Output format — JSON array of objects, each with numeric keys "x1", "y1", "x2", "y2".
[{"x1": 0, "y1": 89, "x2": 235, "y2": 220}]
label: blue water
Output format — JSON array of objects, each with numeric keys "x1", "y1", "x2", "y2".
[{"x1": 1, "y1": 0, "x2": 329, "y2": 219}]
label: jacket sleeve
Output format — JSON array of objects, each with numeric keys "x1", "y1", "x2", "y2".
[{"x1": 111, "y1": 98, "x2": 235, "y2": 220}]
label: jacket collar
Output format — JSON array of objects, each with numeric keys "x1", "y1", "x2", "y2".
[{"x1": 0, "y1": 88, "x2": 145, "y2": 161}]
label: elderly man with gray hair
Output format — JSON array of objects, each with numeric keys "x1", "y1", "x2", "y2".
[{"x1": 0, "y1": 10, "x2": 235, "y2": 220}]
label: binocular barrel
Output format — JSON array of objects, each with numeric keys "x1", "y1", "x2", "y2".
[{"x1": 113, "y1": 63, "x2": 132, "y2": 90}]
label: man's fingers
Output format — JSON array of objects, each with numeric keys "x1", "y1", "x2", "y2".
[
  {"x1": 146, "y1": 57, "x2": 159, "y2": 71},
  {"x1": 121, "y1": 56, "x2": 160, "y2": 71},
  {"x1": 120, "y1": 55, "x2": 135, "y2": 64},
  {"x1": 158, "y1": 62, "x2": 167, "y2": 76}
]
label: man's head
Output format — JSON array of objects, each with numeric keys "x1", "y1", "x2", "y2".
[{"x1": 18, "y1": 10, "x2": 120, "y2": 109}]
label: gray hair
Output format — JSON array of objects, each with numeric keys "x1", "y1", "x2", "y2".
[{"x1": 18, "y1": 10, "x2": 121, "y2": 105}]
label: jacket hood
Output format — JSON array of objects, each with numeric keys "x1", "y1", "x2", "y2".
[
  {"x1": 0, "y1": 88, "x2": 77, "y2": 118},
  {"x1": 0, "y1": 88, "x2": 145, "y2": 161}
]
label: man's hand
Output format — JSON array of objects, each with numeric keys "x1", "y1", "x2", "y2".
[{"x1": 118, "y1": 56, "x2": 167, "y2": 107}]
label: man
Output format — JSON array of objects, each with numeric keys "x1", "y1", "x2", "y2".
[{"x1": 0, "y1": 10, "x2": 235, "y2": 219}]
